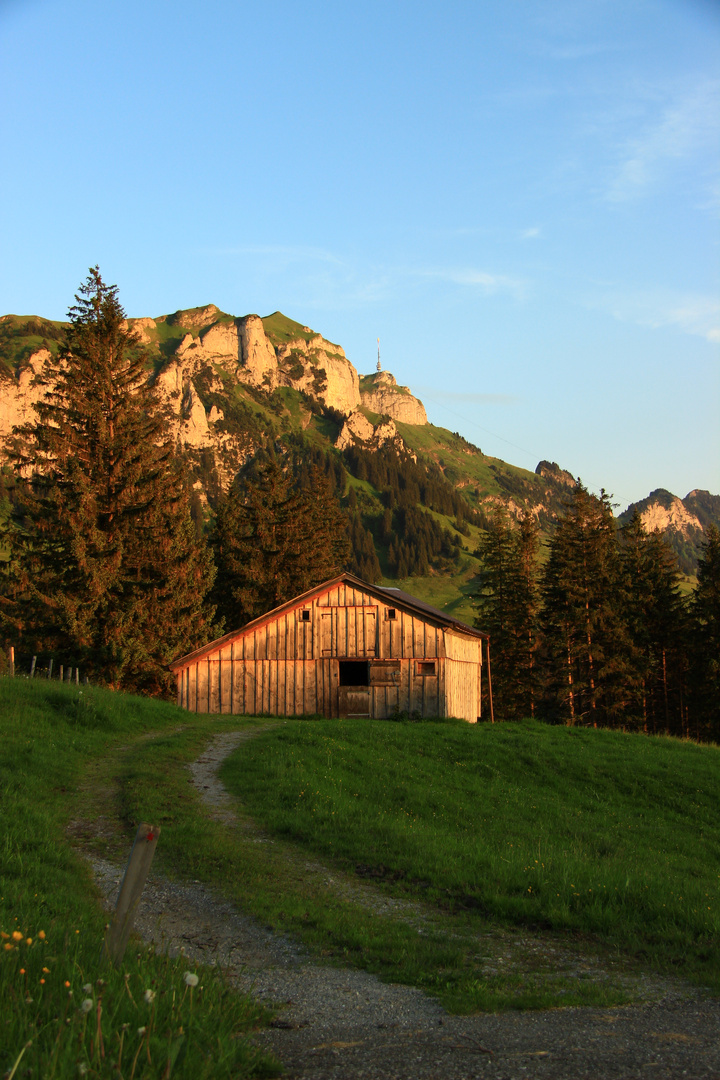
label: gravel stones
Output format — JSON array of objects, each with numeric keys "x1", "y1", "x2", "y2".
[{"x1": 84, "y1": 731, "x2": 720, "y2": 1079}]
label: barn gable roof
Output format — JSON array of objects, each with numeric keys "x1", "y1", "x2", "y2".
[{"x1": 170, "y1": 572, "x2": 487, "y2": 671}]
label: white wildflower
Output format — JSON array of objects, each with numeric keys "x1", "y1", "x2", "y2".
[
  {"x1": 80, "y1": 999, "x2": 93, "y2": 1014},
  {"x1": 82, "y1": 983, "x2": 92, "y2": 994},
  {"x1": 144, "y1": 988, "x2": 155, "y2": 1004},
  {"x1": 137, "y1": 1026, "x2": 146, "y2": 1037},
  {"x1": 183, "y1": 972, "x2": 199, "y2": 987}
]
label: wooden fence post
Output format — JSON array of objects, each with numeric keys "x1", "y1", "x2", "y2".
[
  {"x1": 103, "y1": 823, "x2": 161, "y2": 968},
  {"x1": 30, "y1": 656, "x2": 36, "y2": 679},
  {"x1": 48, "y1": 658, "x2": 53, "y2": 680},
  {"x1": 75, "y1": 668, "x2": 79, "y2": 685},
  {"x1": 9, "y1": 647, "x2": 14, "y2": 678},
  {"x1": 59, "y1": 664, "x2": 64, "y2": 681},
  {"x1": 486, "y1": 639, "x2": 494, "y2": 724}
]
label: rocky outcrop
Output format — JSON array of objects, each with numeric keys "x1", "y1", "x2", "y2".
[
  {"x1": 126, "y1": 317, "x2": 156, "y2": 344},
  {"x1": 275, "y1": 333, "x2": 360, "y2": 414},
  {"x1": 535, "y1": 460, "x2": 577, "y2": 488},
  {"x1": 153, "y1": 314, "x2": 361, "y2": 415},
  {"x1": 239, "y1": 316, "x2": 278, "y2": 389},
  {"x1": 360, "y1": 371, "x2": 427, "y2": 425},
  {"x1": 640, "y1": 496, "x2": 703, "y2": 538},
  {"x1": 0, "y1": 349, "x2": 51, "y2": 442},
  {"x1": 335, "y1": 410, "x2": 406, "y2": 453},
  {"x1": 171, "y1": 305, "x2": 219, "y2": 330}
]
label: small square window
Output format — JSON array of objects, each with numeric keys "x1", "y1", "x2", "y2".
[
  {"x1": 416, "y1": 661, "x2": 436, "y2": 676},
  {"x1": 387, "y1": 608, "x2": 397, "y2": 621},
  {"x1": 300, "y1": 609, "x2": 311, "y2": 622}
]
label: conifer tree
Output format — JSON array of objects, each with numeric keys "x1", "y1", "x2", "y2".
[
  {"x1": 687, "y1": 525, "x2": 720, "y2": 740},
  {"x1": 472, "y1": 507, "x2": 539, "y2": 720},
  {"x1": 1, "y1": 268, "x2": 215, "y2": 692},
  {"x1": 210, "y1": 455, "x2": 351, "y2": 628},
  {"x1": 618, "y1": 511, "x2": 687, "y2": 735},
  {"x1": 539, "y1": 485, "x2": 630, "y2": 726}
]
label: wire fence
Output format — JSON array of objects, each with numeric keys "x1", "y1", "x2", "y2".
[{"x1": 2, "y1": 645, "x2": 88, "y2": 684}]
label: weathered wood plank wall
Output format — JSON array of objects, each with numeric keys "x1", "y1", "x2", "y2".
[{"x1": 175, "y1": 583, "x2": 481, "y2": 721}]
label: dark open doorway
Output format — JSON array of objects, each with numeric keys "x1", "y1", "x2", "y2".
[{"x1": 338, "y1": 660, "x2": 369, "y2": 686}]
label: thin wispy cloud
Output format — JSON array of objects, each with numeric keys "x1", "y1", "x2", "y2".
[
  {"x1": 419, "y1": 267, "x2": 527, "y2": 297},
  {"x1": 521, "y1": 227, "x2": 542, "y2": 240},
  {"x1": 607, "y1": 80, "x2": 720, "y2": 202},
  {"x1": 591, "y1": 288, "x2": 720, "y2": 344}
]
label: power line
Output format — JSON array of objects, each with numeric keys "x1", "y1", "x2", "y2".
[{"x1": 420, "y1": 391, "x2": 637, "y2": 510}]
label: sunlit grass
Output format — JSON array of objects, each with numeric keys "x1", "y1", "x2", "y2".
[
  {"x1": 0, "y1": 678, "x2": 279, "y2": 1079},
  {"x1": 222, "y1": 719, "x2": 720, "y2": 992}
]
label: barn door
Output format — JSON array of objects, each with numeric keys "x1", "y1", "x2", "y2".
[{"x1": 338, "y1": 660, "x2": 371, "y2": 717}]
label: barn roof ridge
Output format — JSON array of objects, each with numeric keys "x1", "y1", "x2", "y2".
[{"x1": 170, "y1": 571, "x2": 487, "y2": 671}]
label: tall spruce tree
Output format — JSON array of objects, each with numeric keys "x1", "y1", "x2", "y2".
[
  {"x1": 687, "y1": 525, "x2": 720, "y2": 741},
  {"x1": 539, "y1": 484, "x2": 631, "y2": 726},
  {"x1": 210, "y1": 455, "x2": 351, "y2": 628},
  {"x1": 472, "y1": 507, "x2": 539, "y2": 720},
  {"x1": 618, "y1": 511, "x2": 687, "y2": 735},
  {"x1": 1, "y1": 268, "x2": 215, "y2": 692}
]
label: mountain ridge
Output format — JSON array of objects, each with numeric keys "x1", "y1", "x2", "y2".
[{"x1": 1, "y1": 305, "x2": 717, "y2": 608}]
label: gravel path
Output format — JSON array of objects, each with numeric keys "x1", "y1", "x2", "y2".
[{"x1": 86, "y1": 730, "x2": 720, "y2": 1080}]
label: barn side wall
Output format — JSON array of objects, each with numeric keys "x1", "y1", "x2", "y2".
[
  {"x1": 174, "y1": 585, "x2": 482, "y2": 721},
  {"x1": 443, "y1": 633, "x2": 482, "y2": 723}
]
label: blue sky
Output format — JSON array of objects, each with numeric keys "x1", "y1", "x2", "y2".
[{"x1": 1, "y1": 0, "x2": 718, "y2": 509}]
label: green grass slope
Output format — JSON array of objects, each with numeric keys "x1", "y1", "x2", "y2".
[
  {"x1": 224, "y1": 719, "x2": 720, "y2": 998},
  {"x1": 0, "y1": 678, "x2": 277, "y2": 1079}
]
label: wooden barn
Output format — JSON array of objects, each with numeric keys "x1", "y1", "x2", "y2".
[{"x1": 170, "y1": 572, "x2": 489, "y2": 723}]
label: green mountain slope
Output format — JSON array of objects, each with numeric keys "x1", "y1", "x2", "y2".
[{"x1": 2, "y1": 304, "x2": 718, "y2": 612}]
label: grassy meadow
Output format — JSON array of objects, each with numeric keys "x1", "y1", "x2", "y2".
[
  {"x1": 2, "y1": 676, "x2": 719, "y2": 1078},
  {"x1": 0, "y1": 678, "x2": 278, "y2": 1080},
  {"x1": 220, "y1": 719, "x2": 720, "y2": 991}
]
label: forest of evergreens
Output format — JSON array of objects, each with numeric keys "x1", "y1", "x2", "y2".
[
  {"x1": 473, "y1": 497, "x2": 720, "y2": 742},
  {"x1": 1, "y1": 271, "x2": 717, "y2": 742}
]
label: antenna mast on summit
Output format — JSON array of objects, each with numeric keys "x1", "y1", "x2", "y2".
[{"x1": 376, "y1": 337, "x2": 381, "y2": 372}]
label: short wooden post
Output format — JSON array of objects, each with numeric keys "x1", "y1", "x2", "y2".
[
  {"x1": 9, "y1": 646, "x2": 14, "y2": 678},
  {"x1": 103, "y1": 823, "x2": 161, "y2": 968},
  {"x1": 30, "y1": 656, "x2": 36, "y2": 679},
  {"x1": 48, "y1": 658, "x2": 53, "y2": 680},
  {"x1": 59, "y1": 664, "x2": 64, "y2": 681},
  {"x1": 75, "y1": 668, "x2": 79, "y2": 685}
]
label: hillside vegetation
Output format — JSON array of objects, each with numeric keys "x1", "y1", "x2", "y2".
[
  {"x1": 1, "y1": 278, "x2": 718, "y2": 743},
  {"x1": 2, "y1": 677, "x2": 718, "y2": 1038},
  {"x1": 222, "y1": 718, "x2": 720, "y2": 1001},
  {"x1": 0, "y1": 677, "x2": 277, "y2": 1079}
]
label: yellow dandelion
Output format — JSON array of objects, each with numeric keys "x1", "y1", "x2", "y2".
[
  {"x1": 38, "y1": 931, "x2": 46, "y2": 940},
  {"x1": 12, "y1": 931, "x2": 22, "y2": 941},
  {"x1": 42, "y1": 967, "x2": 50, "y2": 974},
  {"x1": 4, "y1": 943, "x2": 13, "y2": 951},
  {"x1": 25, "y1": 938, "x2": 32, "y2": 946}
]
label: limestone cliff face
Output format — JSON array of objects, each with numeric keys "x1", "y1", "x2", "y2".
[
  {"x1": 0, "y1": 349, "x2": 51, "y2": 441},
  {"x1": 535, "y1": 460, "x2": 577, "y2": 488},
  {"x1": 639, "y1": 496, "x2": 703, "y2": 538},
  {"x1": 239, "y1": 316, "x2": 278, "y2": 388},
  {"x1": 0, "y1": 305, "x2": 429, "y2": 491},
  {"x1": 335, "y1": 410, "x2": 408, "y2": 454},
  {"x1": 359, "y1": 371, "x2": 427, "y2": 425},
  {"x1": 153, "y1": 313, "x2": 361, "y2": 415},
  {"x1": 275, "y1": 333, "x2": 360, "y2": 414}
]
